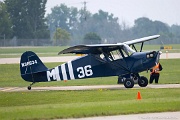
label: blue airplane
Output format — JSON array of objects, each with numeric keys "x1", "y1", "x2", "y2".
[{"x1": 20, "y1": 35, "x2": 161, "y2": 90}]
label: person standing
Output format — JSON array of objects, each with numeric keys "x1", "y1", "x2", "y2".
[{"x1": 149, "y1": 63, "x2": 163, "y2": 84}]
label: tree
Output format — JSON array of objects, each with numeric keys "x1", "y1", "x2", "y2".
[
  {"x1": 26, "y1": 0, "x2": 49, "y2": 39},
  {"x1": 46, "y1": 5, "x2": 121, "y2": 44},
  {"x1": 83, "y1": 32, "x2": 101, "y2": 44},
  {"x1": 46, "y1": 4, "x2": 180, "y2": 45},
  {"x1": 0, "y1": 1, "x2": 12, "y2": 39},
  {"x1": 53, "y1": 28, "x2": 71, "y2": 46},
  {"x1": 169, "y1": 25, "x2": 180, "y2": 44},
  {"x1": 4, "y1": 0, "x2": 49, "y2": 41},
  {"x1": 170, "y1": 25, "x2": 180, "y2": 36},
  {"x1": 46, "y1": 4, "x2": 79, "y2": 40},
  {"x1": 83, "y1": 10, "x2": 121, "y2": 43},
  {"x1": 133, "y1": 17, "x2": 154, "y2": 38},
  {"x1": 132, "y1": 17, "x2": 171, "y2": 44}
]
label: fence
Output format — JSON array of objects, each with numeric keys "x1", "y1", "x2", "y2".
[{"x1": 0, "y1": 39, "x2": 52, "y2": 46}]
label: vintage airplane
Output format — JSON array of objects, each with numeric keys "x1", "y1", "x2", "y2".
[{"x1": 20, "y1": 35, "x2": 161, "y2": 90}]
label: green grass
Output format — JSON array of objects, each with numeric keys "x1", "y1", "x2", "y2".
[
  {"x1": 0, "y1": 59, "x2": 179, "y2": 87},
  {"x1": 0, "y1": 88, "x2": 180, "y2": 119},
  {"x1": 0, "y1": 44, "x2": 180, "y2": 58},
  {"x1": 0, "y1": 46, "x2": 67, "y2": 54},
  {"x1": 0, "y1": 57, "x2": 179, "y2": 119},
  {"x1": 0, "y1": 46, "x2": 69, "y2": 58}
]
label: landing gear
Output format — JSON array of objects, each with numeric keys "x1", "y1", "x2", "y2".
[
  {"x1": 138, "y1": 76, "x2": 148, "y2": 87},
  {"x1": 118, "y1": 74, "x2": 148, "y2": 88},
  {"x1": 117, "y1": 76, "x2": 124, "y2": 84},
  {"x1": 27, "y1": 82, "x2": 35, "y2": 90},
  {"x1": 124, "y1": 78, "x2": 134, "y2": 88}
]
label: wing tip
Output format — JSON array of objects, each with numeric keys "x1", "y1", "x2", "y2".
[{"x1": 154, "y1": 34, "x2": 160, "y2": 38}]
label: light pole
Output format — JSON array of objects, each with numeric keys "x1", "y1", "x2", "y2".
[
  {"x1": 55, "y1": 25, "x2": 57, "y2": 46},
  {"x1": 3, "y1": 34, "x2": 5, "y2": 46}
]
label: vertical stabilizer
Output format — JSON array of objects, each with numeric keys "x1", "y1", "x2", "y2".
[{"x1": 20, "y1": 51, "x2": 48, "y2": 82}]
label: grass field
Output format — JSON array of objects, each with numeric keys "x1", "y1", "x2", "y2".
[
  {"x1": 0, "y1": 88, "x2": 180, "y2": 120},
  {"x1": 0, "y1": 46, "x2": 68, "y2": 58},
  {"x1": 0, "y1": 44, "x2": 180, "y2": 58}
]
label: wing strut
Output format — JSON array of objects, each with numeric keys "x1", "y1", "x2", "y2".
[
  {"x1": 132, "y1": 45, "x2": 137, "y2": 52},
  {"x1": 140, "y1": 42, "x2": 144, "y2": 52}
]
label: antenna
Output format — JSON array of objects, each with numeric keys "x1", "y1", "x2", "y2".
[
  {"x1": 83, "y1": 1, "x2": 87, "y2": 12},
  {"x1": 160, "y1": 40, "x2": 164, "y2": 50},
  {"x1": 82, "y1": 1, "x2": 88, "y2": 21}
]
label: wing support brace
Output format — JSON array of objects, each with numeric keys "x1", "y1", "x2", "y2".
[
  {"x1": 131, "y1": 42, "x2": 144, "y2": 52},
  {"x1": 132, "y1": 45, "x2": 137, "y2": 52},
  {"x1": 140, "y1": 42, "x2": 144, "y2": 52}
]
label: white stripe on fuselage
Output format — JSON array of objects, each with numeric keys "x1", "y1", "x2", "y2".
[
  {"x1": 61, "y1": 63, "x2": 68, "y2": 80},
  {"x1": 46, "y1": 62, "x2": 75, "y2": 81},
  {"x1": 67, "y1": 61, "x2": 75, "y2": 80},
  {"x1": 55, "y1": 66, "x2": 60, "y2": 81}
]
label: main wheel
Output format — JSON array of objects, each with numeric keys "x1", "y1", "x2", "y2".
[
  {"x1": 138, "y1": 76, "x2": 148, "y2": 87},
  {"x1": 124, "y1": 78, "x2": 134, "y2": 88}
]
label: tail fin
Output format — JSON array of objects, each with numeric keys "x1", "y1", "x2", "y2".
[{"x1": 20, "y1": 51, "x2": 48, "y2": 82}]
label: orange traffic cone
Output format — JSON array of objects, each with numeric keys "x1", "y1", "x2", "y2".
[{"x1": 137, "y1": 91, "x2": 142, "y2": 100}]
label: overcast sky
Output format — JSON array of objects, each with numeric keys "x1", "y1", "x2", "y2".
[{"x1": 46, "y1": 0, "x2": 180, "y2": 27}]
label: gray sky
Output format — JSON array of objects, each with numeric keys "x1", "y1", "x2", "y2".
[{"x1": 46, "y1": 0, "x2": 180, "y2": 27}]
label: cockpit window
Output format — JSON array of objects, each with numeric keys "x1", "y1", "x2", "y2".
[
  {"x1": 110, "y1": 50, "x2": 122, "y2": 60},
  {"x1": 99, "y1": 44, "x2": 135, "y2": 61}
]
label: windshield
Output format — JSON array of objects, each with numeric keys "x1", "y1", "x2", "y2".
[{"x1": 122, "y1": 43, "x2": 136, "y2": 56}]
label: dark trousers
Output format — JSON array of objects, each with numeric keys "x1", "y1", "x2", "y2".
[{"x1": 149, "y1": 73, "x2": 159, "y2": 84}]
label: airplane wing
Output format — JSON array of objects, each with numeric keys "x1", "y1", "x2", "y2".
[
  {"x1": 58, "y1": 43, "x2": 124, "y2": 54},
  {"x1": 123, "y1": 35, "x2": 160, "y2": 45},
  {"x1": 58, "y1": 35, "x2": 160, "y2": 54}
]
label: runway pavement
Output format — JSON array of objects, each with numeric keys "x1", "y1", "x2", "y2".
[
  {"x1": 60, "y1": 112, "x2": 180, "y2": 120},
  {"x1": 0, "y1": 53, "x2": 180, "y2": 64},
  {"x1": 0, "y1": 56, "x2": 78, "y2": 64},
  {"x1": 0, "y1": 84, "x2": 180, "y2": 92}
]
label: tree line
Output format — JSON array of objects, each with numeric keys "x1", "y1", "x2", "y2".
[{"x1": 0, "y1": 0, "x2": 180, "y2": 46}]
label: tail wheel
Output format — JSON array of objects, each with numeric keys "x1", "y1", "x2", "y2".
[
  {"x1": 138, "y1": 76, "x2": 148, "y2": 87},
  {"x1": 27, "y1": 82, "x2": 35, "y2": 90},
  {"x1": 124, "y1": 78, "x2": 134, "y2": 88},
  {"x1": 27, "y1": 86, "x2": 31, "y2": 90}
]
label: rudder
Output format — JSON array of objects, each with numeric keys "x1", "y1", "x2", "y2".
[{"x1": 20, "y1": 51, "x2": 48, "y2": 82}]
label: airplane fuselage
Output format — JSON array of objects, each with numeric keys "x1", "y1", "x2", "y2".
[{"x1": 22, "y1": 51, "x2": 159, "y2": 83}]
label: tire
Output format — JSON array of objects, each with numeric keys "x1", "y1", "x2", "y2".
[
  {"x1": 132, "y1": 75, "x2": 138, "y2": 84},
  {"x1": 138, "y1": 76, "x2": 148, "y2": 87},
  {"x1": 124, "y1": 78, "x2": 134, "y2": 88},
  {"x1": 27, "y1": 86, "x2": 31, "y2": 90}
]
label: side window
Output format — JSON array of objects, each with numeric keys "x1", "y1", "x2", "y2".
[
  {"x1": 111, "y1": 50, "x2": 123, "y2": 60},
  {"x1": 100, "y1": 54, "x2": 105, "y2": 59},
  {"x1": 121, "y1": 49, "x2": 129, "y2": 57},
  {"x1": 99, "y1": 52, "x2": 113, "y2": 61},
  {"x1": 101, "y1": 50, "x2": 123, "y2": 61},
  {"x1": 100, "y1": 50, "x2": 125, "y2": 61}
]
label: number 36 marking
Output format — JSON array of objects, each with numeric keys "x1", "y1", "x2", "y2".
[{"x1": 77, "y1": 65, "x2": 93, "y2": 78}]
